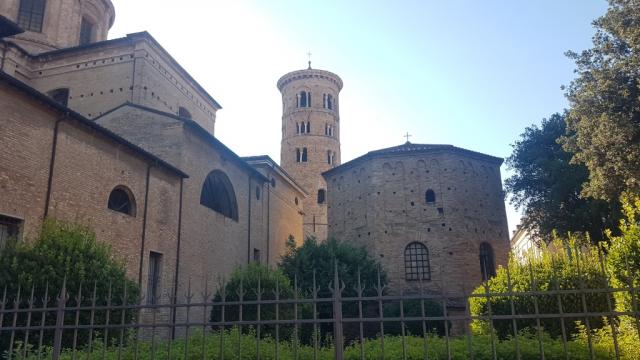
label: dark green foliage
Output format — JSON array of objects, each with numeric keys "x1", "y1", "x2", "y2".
[
  {"x1": 561, "y1": 0, "x2": 640, "y2": 201},
  {"x1": 470, "y1": 236, "x2": 610, "y2": 339},
  {"x1": 210, "y1": 263, "x2": 294, "y2": 339},
  {"x1": 279, "y1": 237, "x2": 386, "y2": 297},
  {"x1": 505, "y1": 113, "x2": 621, "y2": 243},
  {"x1": 0, "y1": 219, "x2": 139, "y2": 350}
]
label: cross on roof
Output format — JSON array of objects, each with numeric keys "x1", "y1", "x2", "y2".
[
  {"x1": 307, "y1": 51, "x2": 312, "y2": 69},
  {"x1": 404, "y1": 132, "x2": 412, "y2": 143}
]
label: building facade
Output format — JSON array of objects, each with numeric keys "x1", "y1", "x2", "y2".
[{"x1": 0, "y1": 0, "x2": 511, "y2": 312}]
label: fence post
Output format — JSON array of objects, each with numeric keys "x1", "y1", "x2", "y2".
[
  {"x1": 52, "y1": 278, "x2": 67, "y2": 360},
  {"x1": 333, "y1": 261, "x2": 344, "y2": 360}
]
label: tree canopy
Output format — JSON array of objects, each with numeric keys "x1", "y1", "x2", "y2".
[
  {"x1": 505, "y1": 113, "x2": 620, "y2": 243},
  {"x1": 560, "y1": 0, "x2": 640, "y2": 202}
]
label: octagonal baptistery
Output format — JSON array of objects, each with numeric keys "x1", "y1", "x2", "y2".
[
  {"x1": 0, "y1": 0, "x2": 115, "y2": 53},
  {"x1": 322, "y1": 142, "x2": 510, "y2": 298}
]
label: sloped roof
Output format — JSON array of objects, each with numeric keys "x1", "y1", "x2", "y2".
[{"x1": 323, "y1": 142, "x2": 503, "y2": 177}]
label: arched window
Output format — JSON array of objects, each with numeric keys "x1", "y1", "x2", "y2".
[
  {"x1": 200, "y1": 170, "x2": 239, "y2": 221},
  {"x1": 79, "y1": 17, "x2": 94, "y2": 45},
  {"x1": 405, "y1": 242, "x2": 430, "y2": 281},
  {"x1": 178, "y1": 107, "x2": 192, "y2": 119},
  {"x1": 479, "y1": 242, "x2": 496, "y2": 280},
  {"x1": 306, "y1": 121, "x2": 311, "y2": 133},
  {"x1": 300, "y1": 122, "x2": 306, "y2": 134},
  {"x1": 47, "y1": 88, "x2": 69, "y2": 106},
  {"x1": 296, "y1": 122, "x2": 300, "y2": 134},
  {"x1": 299, "y1": 91, "x2": 308, "y2": 107},
  {"x1": 317, "y1": 189, "x2": 326, "y2": 204},
  {"x1": 302, "y1": 147, "x2": 308, "y2": 162},
  {"x1": 327, "y1": 94, "x2": 333, "y2": 110},
  {"x1": 17, "y1": 0, "x2": 46, "y2": 32},
  {"x1": 425, "y1": 189, "x2": 436, "y2": 203},
  {"x1": 108, "y1": 186, "x2": 136, "y2": 216}
]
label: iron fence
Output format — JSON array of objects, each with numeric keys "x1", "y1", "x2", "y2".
[{"x1": 0, "y1": 262, "x2": 638, "y2": 360}]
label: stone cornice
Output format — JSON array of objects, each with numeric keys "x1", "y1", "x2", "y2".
[{"x1": 277, "y1": 69, "x2": 343, "y2": 92}]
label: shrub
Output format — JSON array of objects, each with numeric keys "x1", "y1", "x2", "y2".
[
  {"x1": 0, "y1": 219, "x2": 139, "y2": 349},
  {"x1": 604, "y1": 194, "x2": 640, "y2": 312},
  {"x1": 210, "y1": 263, "x2": 294, "y2": 339},
  {"x1": 470, "y1": 234, "x2": 610, "y2": 339}
]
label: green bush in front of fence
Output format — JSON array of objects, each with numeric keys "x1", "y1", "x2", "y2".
[
  {"x1": 469, "y1": 234, "x2": 610, "y2": 339},
  {"x1": 10, "y1": 327, "x2": 611, "y2": 359},
  {"x1": 0, "y1": 219, "x2": 139, "y2": 350}
]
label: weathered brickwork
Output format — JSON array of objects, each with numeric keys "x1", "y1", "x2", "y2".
[
  {"x1": 244, "y1": 156, "x2": 307, "y2": 265},
  {"x1": 278, "y1": 69, "x2": 342, "y2": 241},
  {"x1": 0, "y1": 33, "x2": 219, "y2": 134},
  {"x1": 0, "y1": 80, "x2": 183, "y2": 306},
  {"x1": 0, "y1": 0, "x2": 115, "y2": 53},
  {"x1": 324, "y1": 144, "x2": 510, "y2": 297}
]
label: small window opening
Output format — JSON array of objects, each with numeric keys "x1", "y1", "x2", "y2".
[
  {"x1": 253, "y1": 248, "x2": 261, "y2": 263},
  {"x1": 301, "y1": 148, "x2": 308, "y2": 162},
  {"x1": 480, "y1": 242, "x2": 496, "y2": 281},
  {"x1": 255, "y1": 186, "x2": 261, "y2": 200},
  {"x1": 317, "y1": 189, "x2": 326, "y2": 204},
  {"x1": 178, "y1": 107, "x2": 192, "y2": 119},
  {"x1": 47, "y1": 88, "x2": 70, "y2": 107},
  {"x1": 79, "y1": 17, "x2": 94, "y2": 45},
  {"x1": 147, "y1": 252, "x2": 162, "y2": 305},
  {"x1": 425, "y1": 189, "x2": 436, "y2": 203},
  {"x1": 306, "y1": 121, "x2": 311, "y2": 133},
  {"x1": 0, "y1": 215, "x2": 22, "y2": 249}
]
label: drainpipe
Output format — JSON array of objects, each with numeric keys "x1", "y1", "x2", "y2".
[
  {"x1": 247, "y1": 176, "x2": 252, "y2": 264},
  {"x1": 171, "y1": 177, "x2": 184, "y2": 339},
  {"x1": 137, "y1": 163, "x2": 152, "y2": 287},
  {"x1": 44, "y1": 115, "x2": 67, "y2": 218}
]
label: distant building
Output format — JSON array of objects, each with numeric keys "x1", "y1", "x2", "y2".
[{"x1": 510, "y1": 225, "x2": 539, "y2": 261}]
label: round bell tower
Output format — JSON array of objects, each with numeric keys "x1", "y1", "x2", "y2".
[
  {"x1": 0, "y1": 0, "x2": 115, "y2": 53},
  {"x1": 278, "y1": 65, "x2": 343, "y2": 241}
]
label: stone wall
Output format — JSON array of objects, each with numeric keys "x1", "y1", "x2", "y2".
[{"x1": 325, "y1": 149, "x2": 510, "y2": 297}]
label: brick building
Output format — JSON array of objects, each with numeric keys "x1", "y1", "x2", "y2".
[{"x1": 0, "y1": 0, "x2": 510, "y2": 311}]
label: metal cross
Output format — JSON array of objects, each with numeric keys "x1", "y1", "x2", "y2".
[
  {"x1": 404, "y1": 132, "x2": 412, "y2": 143},
  {"x1": 307, "y1": 51, "x2": 312, "y2": 69}
]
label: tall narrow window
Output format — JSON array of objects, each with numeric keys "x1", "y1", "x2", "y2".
[
  {"x1": 147, "y1": 252, "x2": 162, "y2": 305},
  {"x1": 425, "y1": 189, "x2": 436, "y2": 203},
  {"x1": 480, "y1": 242, "x2": 496, "y2": 280},
  {"x1": 200, "y1": 170, "x2": 239, "y2": 221},
  {"x1": 0, "y1": 215, "x2": 22, "y2": 249},
  {"x1": 178, "y1": 107, "x2": 192, "y2": 119},
  {"x1": 79, "y1": 17, "x2": 94, "y2": 45},
  {"x1": 301, "y1": 147, "x2": 308, "y2": 162},
  {"x1": 327, "y1": 94, "x2": 333, "y2": 110},
  {"x1": 323, "y1": 94, "x2": 327, "y2": 109},
  {"x1": 307, "y1": 92, "x2": 311, "y2": 107},
  {"x1": 299, "y1": 91, "x2": 308, "y2": 107},
  {"x1": 253, "y1": 248, "x2": 261, "y2": 263},
  {"x1": 306, "y1": 121, "x2": 311, "y2": 133},
  {"x1": 405, "y1": 242, "x2": 431, "y2": 281},
  {"x1": 47, "y1": 88, "x2": 69, "y2": 107},
  {"x1": 327, "y1": 150, "x2": 331, "y2": 164},
  {"x1": 17, "y1": 0, "x2": 46, "y2": 32},
  {"x1": 296, "y1": 122, "x2": 300, "y2": 134},
  {"x1": 296, "y1": 148, "x2": 301, "y2": 163},
  {"x1": 317, "y1": 189, "x2": 326, "y2": 204},
  {"x1": 108, "y1": 186, "x2": 136, "y2": 216},
  {"x1": 300, "y1": 122, "x2": 306, "y2": 134}
]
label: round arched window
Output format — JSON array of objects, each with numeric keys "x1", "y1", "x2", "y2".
[
  {"x1": 108, "y1": 186, "x2": 136, "y2": 216},
  {"x1": 200, "y1": 170, "x2": 239, "y2": 221}
]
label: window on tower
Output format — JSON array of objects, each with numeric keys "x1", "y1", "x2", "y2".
[
  {"x1": 479, "y1": 242, "x2": 496, "y2": 280},
  {"x1": 327, "y1": 94, "x2": 333, "y2": 110},
  {"x1": 296, "y1": 122, "x2": 300, "y2": 134},
  {"x1": 298, "y1": 91, "x2": 311, "y2": 108},
  {"x1": 302, "y1": 147, "x2": 308, "y2": 162},
  {"x1": 317, "y1": 189, "x2": 326, "y2": 204},
  {"x1": 79, "y1": 17, "x2": 94, "y2": 45},
  {"x1": 17, "y1": 0, "x2": 46, "y2": 33},
  {"x1": 306, "y1": 121, "x2": 311, "y2": 133},
  {"x1": 327, "y1": 150, "x2": 335, "y2": 165}
]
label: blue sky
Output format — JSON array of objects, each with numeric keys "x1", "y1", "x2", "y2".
[{"x1": 109, "y1": 0, "x2": 608, "y2": 233}]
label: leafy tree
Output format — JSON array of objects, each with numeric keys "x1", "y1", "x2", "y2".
[
  {"x1": 505, "y1": 113, "x2": 620, "y2": 243},
  {"x1": 0, "y1": 219, "x2": 139, "y2": 349},
  {"x1": 560, "y1": 0, "x2": 640, "y2": 201}
]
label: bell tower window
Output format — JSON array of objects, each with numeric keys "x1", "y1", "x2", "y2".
[
  {"x1": 17, "y1": 0, "x2": 46, "y2": 33},
  {"x1": 297, "y1": 91, "x2": 311, "y2": 108},
  {"x1": 79, "y1": 17, "x2": 94, "y2": 45}
]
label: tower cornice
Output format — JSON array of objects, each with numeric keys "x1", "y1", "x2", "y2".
[{"x1": 277, "y1": 69, "x2": 343, "y2": 92}]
